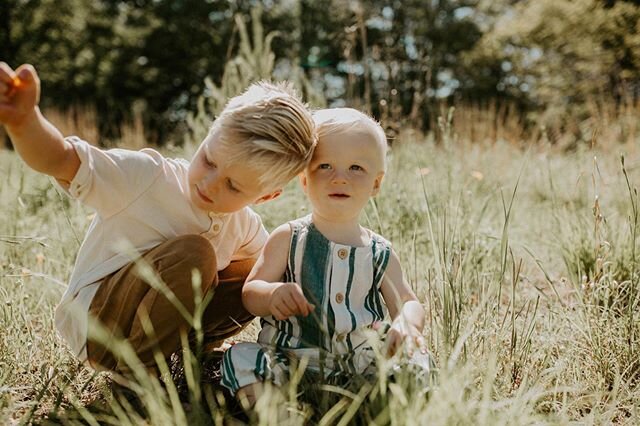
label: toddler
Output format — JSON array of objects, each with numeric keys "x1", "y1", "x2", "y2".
[{"x1": 221, "y1": 108, "x2": 431, "y2": 404}]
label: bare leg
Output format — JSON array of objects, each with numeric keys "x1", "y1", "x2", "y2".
[{"x1": 236, "y1": 382, "x2": 265, "y2": 409}]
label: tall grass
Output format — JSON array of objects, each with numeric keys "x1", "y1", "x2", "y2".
[
  {"x1": 2, "y1": 110, "x2": 638, "y2": 423},
  {"x1": 2, "y1": 21, "x2": 639, "y2": 418}
]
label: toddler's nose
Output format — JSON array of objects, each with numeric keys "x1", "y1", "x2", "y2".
[{"x1": 331, "y1": 170, "x2": 348, "y2": 184}]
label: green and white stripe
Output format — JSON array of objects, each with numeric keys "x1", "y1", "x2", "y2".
[{"x1": 221, "y1": 215, "x2": 393, "y2": 395}]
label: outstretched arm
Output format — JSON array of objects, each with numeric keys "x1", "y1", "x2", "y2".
[
  {"x1": 380, "y1": 249, "x2": 426, "y2": 356},
  {"x1": 242, "y1": 223, "x2": 315, "y2": 319},
  {"x1": 0, "y1": 63, "x2": 80, "y2": 185}
]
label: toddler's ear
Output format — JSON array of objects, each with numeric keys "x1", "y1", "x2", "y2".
[
  {"x1": 371, "y1": 172, "x2": 385, "y2": 196},
  {"x1": 298, "y1": 173, "x2": 308, "y2": 194},
  {"x1": 254, "y1": 189, "x2": 282, "y2": 205}
]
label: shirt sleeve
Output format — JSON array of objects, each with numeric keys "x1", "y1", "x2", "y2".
[
  {"x1": 232, "y1": 208, "x2": 269, "y2": 261},
  {"x1": 61, "y1": 136, "x2": 163, "y2": 218}
]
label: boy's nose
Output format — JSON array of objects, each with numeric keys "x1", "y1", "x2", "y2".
[{"x1": 202, "y1": 174, "x2": 221, "y2": 193}]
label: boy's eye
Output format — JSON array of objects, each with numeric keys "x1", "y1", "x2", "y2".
[
  {"x1": 350, "y1": 164, "x2": 364, "y2": 171},
  {"x1": 227, "y1": 179, "x2": 240, "y2": 193},
  {"x1": 204, "y1": 155, "x2": 215, "y2": 168},
  {"x1": 318, "y1": 163, "x2": 332, "y2": 170}
]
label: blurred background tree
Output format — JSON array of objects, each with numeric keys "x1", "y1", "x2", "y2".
[
  {"x1": 1, "y1": 0, "x2": 638, "y2": 145},
  {"x1": 473, "y1": 0, "x2": 640, "y2": 140}
]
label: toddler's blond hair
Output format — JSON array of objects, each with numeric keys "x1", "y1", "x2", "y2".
[
  {"x1": 313, "y1": 108, "x2": 388, "y2": 171},
  {"x1": 212, "y1": 81, "x2": 316, "y2": 189}
]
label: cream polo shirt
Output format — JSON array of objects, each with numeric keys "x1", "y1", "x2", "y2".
[{"x1": 54, "y1": 137, "x2": 268, "y2": 362}]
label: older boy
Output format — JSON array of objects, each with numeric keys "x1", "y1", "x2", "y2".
[{"x1": 0, "y1": 63, "x2": 316, "y2": 376}]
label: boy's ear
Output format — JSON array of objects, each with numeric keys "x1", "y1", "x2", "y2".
[
  {"x1": 299, "y1": 173, "x2": 308, "y2": 194},
  {"x1": 254, "y1": 189, "x2": 282, "y2": 205},
  {"x1": 371, "y1": 172, "x2": 385, "y2": 196}
]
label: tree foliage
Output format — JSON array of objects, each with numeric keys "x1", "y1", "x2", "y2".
[
  {"x1": 1, "y1": 0, "x2": 639, "y2": 143},
  {"x1": 474, "y1": 0, "x2": 640, "y2": 122}
]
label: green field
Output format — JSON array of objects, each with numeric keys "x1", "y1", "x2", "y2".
[{"x1": 1, "y1": 133, "x2": 639, "y2": 425}]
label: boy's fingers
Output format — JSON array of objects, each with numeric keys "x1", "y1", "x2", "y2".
[
  {"x1": 0, "y1": 64, "x2": 38, "y2": 103},
  {"x1": 15, "y1": 64, "x2": 37, "y2": 83},
  {"x1": 0, "y1": 62, "x2": 15, "y2": 82},
  {"x1": 13, "y1": 65, "x2": 38, "y2": 99}
]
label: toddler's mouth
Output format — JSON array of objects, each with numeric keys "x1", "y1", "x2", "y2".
[{"x1": 329, "y1": 193, "x2": 350, "y2": 199}]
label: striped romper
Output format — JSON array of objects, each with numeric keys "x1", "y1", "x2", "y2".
[{"x1": 221, "y1": 215, "x2": 393, "y2": 395}]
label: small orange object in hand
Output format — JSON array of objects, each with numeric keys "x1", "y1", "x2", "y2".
[{"x1": 7, "y1": 76, "x2": 22, "y2": 96}]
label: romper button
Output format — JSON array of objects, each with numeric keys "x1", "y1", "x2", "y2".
[
  {"x1": 335, "y1": 293, "x2": 344, "y2": 304},
  {"x1": 336, "y1": 333, "x2": 345, "y2": 342},
  {"x1": 337, "y1": 248, "x2": 348, "y2": 259},
  {"x1": 212, "y1": 224, "x2": 221, "y2": 232}
]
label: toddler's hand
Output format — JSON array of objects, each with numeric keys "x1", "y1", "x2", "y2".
[
  {"x1": 385, "y1": 318, "x2": 427, "y2": 358},
  {"x1": 0, "y1": 63, "x2": 40, "y2": 128},
  {"x1": 269, "y1": 282, "x2": 315, "y2": 320}
]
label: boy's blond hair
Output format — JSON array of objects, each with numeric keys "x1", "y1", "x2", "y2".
[
  {"x1": 313, "y1": 108, "x2": 388, "y2": 170},
  {"x1": 212, "y1": 81, "x2": 316, "y2": 189}
]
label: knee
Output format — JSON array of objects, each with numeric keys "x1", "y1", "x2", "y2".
[
  {"x1": 86, "y1": 342, "x2": 117, "y2": 372},
  {"x1": 237, "y1": 383, "x2": 263, "y2": 408},
  {"x1": 170, "y1": 234, "x2": 217, "y2": 288}
]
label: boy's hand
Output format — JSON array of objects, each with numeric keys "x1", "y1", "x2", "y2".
[
  {"x1": 0, "y1": 63, "x2": 40, "y2": 129},
  {"x1": 385, "y1": 318, "x2": 427, "y2": 358},
  {"x1": 269, "y1": 282, "x2": 315, "y2": 320}
]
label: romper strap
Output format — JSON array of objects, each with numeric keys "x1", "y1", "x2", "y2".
[
  {"x1": 371, "y1": 234, "x2": 392, "y2": 289},
  {"x1": 284, "y1": 220, "x2": 302, "y2": 283}
]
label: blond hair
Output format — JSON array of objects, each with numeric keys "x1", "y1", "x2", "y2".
[
  {"x1": 313, "y1": 108, "x2": 388, "y2": 170},
  {"x1": 210, "y1": 81, "x2": 316, "y2": 189}
]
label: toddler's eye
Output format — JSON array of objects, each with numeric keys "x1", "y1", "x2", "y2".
[
  {"x1": 319, "y1": 163, "x2": 332, "y2": 170},
  {"x1": 204, "y1": 155, "x2": 216, "y2": 168},
  {"x1": 350, "y1": 164, "x2": 364, "y2": 171}
]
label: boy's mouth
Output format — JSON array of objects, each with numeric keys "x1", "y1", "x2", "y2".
[
  {"x1": 329, "y1": 193, "x2": 350, "y2": 199},
  {"x1": 196, "y1": 186, "x2": 213, "y2": 203}
]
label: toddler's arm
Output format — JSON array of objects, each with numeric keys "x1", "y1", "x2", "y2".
[
  {"x1": 0, "y1": 63, "x2": 80, "y2": 185},
  {"x1": 380, "y1": 250, "x2": 426, "y2": 356},
  {"x1": 242, "y1": 224, "x2": 314, "y2": 320}
]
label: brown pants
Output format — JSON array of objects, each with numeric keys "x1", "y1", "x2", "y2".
[{"x1": 86, "y1": 234, "x2": 255, "y2": 374}]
